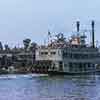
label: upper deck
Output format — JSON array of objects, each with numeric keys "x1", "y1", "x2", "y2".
[
  {"x1": 36, "y1": 21, "x2": 100, "y2": 64},
  {"x1": 36, "y1": 47, "x2": 63, "y2": 61}
]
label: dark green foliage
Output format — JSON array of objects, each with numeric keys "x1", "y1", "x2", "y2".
[
  {"x1": 4, "y1": 44, "x2": 10, "y2": 51},
  {"x1": 23, "y1": 38, "x2": 31, "y2": 51},
  {"x1": 0, "y1": 41, "x2": 3, "y2": 51}
]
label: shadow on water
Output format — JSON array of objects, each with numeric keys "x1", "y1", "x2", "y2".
[{"x1": 31, "y1": 74, "x2": 99, "y2": 100}]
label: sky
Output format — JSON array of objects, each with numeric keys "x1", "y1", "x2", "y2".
[{"x1": 0, "y1": 0, "x2": 100, "y2": 47}]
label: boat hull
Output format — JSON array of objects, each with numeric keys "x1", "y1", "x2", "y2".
[{"x1": 32, "y1": 70, "x2": 100, "y2": 75}]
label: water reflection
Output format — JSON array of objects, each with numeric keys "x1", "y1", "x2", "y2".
[{"x1": 0, "y1": 74, "x2": 99, "y2": 100}]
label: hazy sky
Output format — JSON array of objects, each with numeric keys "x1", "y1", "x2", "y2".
[{"x1": 0, "y1": 0, "x2": 100, "y2": 47}]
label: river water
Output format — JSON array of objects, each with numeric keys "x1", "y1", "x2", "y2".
[{"x1": 0, "y1": 74, "x2": 100, "y2": 100}]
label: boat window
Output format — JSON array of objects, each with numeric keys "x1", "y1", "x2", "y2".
[
  {"x1": 59, "y1": 61, "x2": 63, "y2": 71},
  {"x1": 40, "y1": 52, "x2": 48, "y2": 55},
  {"x1": 50, "y1": 52, "x2": 56, "y2": 55}
]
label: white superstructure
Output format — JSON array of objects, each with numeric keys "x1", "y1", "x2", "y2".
[{"x1": 35, "y1": 21, "x2": 100, "y2": 74}]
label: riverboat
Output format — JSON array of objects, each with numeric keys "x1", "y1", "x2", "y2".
[{"x1": 34, "y1": 21, "x2": 100, "y2": 75}]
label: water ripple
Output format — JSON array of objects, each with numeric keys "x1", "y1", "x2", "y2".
[{"x1": 0, "y1": 74, "x2": 99, "y2": 100}]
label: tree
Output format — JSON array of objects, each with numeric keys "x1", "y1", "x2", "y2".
[
  {"x1": 0, "y1": 41, "x2": 3, "y2": 51},
  {"x1": 23, "y1": 38, "x2": 31, "y2": 51},
  {"x1": 4, "y1": 44, "x2": 10, "y2": 51},
  {"x1": 1, "y1": 55, "x2": 7, "y2": 67},
  {"x1": 29, "y1": 42, "x2": 37, "y2": 51},
  {"x1": 13, "y1": 46, "x2": 17, "y2": 50}
]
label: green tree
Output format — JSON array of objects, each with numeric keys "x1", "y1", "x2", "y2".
[
  {"x1": 23, "y1": 38, "x2": 31, "y2": 51},
  {"x1": 29, "y1": 42, "x2": 37, "y2": 51},
  {"x1": 4, "y1": 44, "x2": 10, "y2": 51},
  {"x1": 0, "y1": 41, "x2": 3, "y2": 51}
]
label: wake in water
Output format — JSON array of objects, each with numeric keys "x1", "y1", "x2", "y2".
[{"x1": 0, "y1": 74, "x2": 48, "y2": 80}]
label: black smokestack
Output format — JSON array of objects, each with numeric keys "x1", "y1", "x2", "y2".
[
  {"x1": 76, "y1": 21, "x2": 80, "y2": 32},
  {"x1": 91, "y1": 20, "x2": 95, "y2": 48}
]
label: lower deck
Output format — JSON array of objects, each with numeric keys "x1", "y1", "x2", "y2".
[{"x1": 33, "y1": 60, "x2": 99, "y2": 74}]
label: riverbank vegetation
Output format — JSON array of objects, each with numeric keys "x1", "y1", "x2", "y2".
[{"x1": 0, "y1": 38, "x2": 37, "y2": 74}]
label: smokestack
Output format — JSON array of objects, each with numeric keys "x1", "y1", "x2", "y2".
[
  {"x1": 76, "y1": 21, "x2": 80, "y2": 32},
  {"x1": 91, "y1": 20, "x2": 95, "y2": 48}
]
